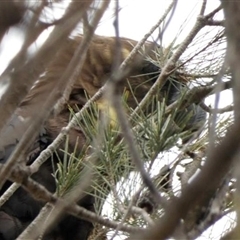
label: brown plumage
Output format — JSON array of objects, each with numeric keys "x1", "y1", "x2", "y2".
[
  {"x1": 0, "y1": 34, "x2": 205, "y2": 240},
  {"x1": 0, "y1": 35, "x2": 163, "y2": 240},
  {"x1": 21, "y1": 35, "x2": 162, "y2": 114}
]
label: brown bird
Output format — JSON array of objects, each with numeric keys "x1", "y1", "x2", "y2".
[{"x1": 0, "y1": 35, "x2": 206, "y2": 240}]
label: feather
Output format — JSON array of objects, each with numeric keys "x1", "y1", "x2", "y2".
[{"x1": 0, "y1": 34, "x2": 205, "y2": 240}]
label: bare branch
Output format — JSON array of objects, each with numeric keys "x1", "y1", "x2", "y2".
[
  {"x1": 201, "y1": 102, "x2": 233, "y2": 114},
  {"x1": 0, "y1": 0, "x2": 93, "y2": 132},
  {"x1": 120, "y1": 0, "x2": 177, "y2": 71},
  {"x1": 127, "y1": 2, "x2": 240, "y2": 239},
  {"x1": 131, "y1": 5, "x2": 222, "y2": 118},
  {"x1": 54, "y1": 0, "x2": 111, "y2": 114},
  {"x1": 0, "y1": 0, "x2": 25, "y2": 42},
  {"x1": 7, "y1": 165, "x2": 142, "y2": 235},
  {"x1": 128, "y1": 121, "x2": 240, "y2": 239}
]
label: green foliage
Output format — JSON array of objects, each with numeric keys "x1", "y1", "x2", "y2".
[
  {"x1": 53, "y1": 85, "x2": 205, "y2": 209},
  {"x1": 53, "y1": 137, "x2": 90, "y2": 197}
]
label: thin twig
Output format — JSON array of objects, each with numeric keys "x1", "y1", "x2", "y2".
[
  {"x1": 54, "y1": 0, "x2": 111, "y2": 114},
  {"x1": 7, "y1": 165, "x2": 142, "y2": 236},
  {"x1": 131, "y1": 5, "x2": 222, "y2": 119},
  {"x1": 201, "y1": 102, "x2": 233, "y2": 114},
  {"x1": 0, "y1": 0, "x2": 94, "y2": 196},
  {"x1": 120, "y1": 0, "x2": 177, "y2": 72},
  {"x1": 104, "y1": 0, "x2": 179, "y2": 211},
  {"x1": 0, "y1": 0, "x2": 93, "y2": 132},
  {"x1": 200, "y1": 0, "x2": 207, "y2": 16},
  {"x1": 0, "y1": 182, "x2": 20, "y2": 206}
]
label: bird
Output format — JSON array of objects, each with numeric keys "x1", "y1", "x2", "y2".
[{"x1": 0, "y1": 34, "x2": 206, "y2": 239}]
